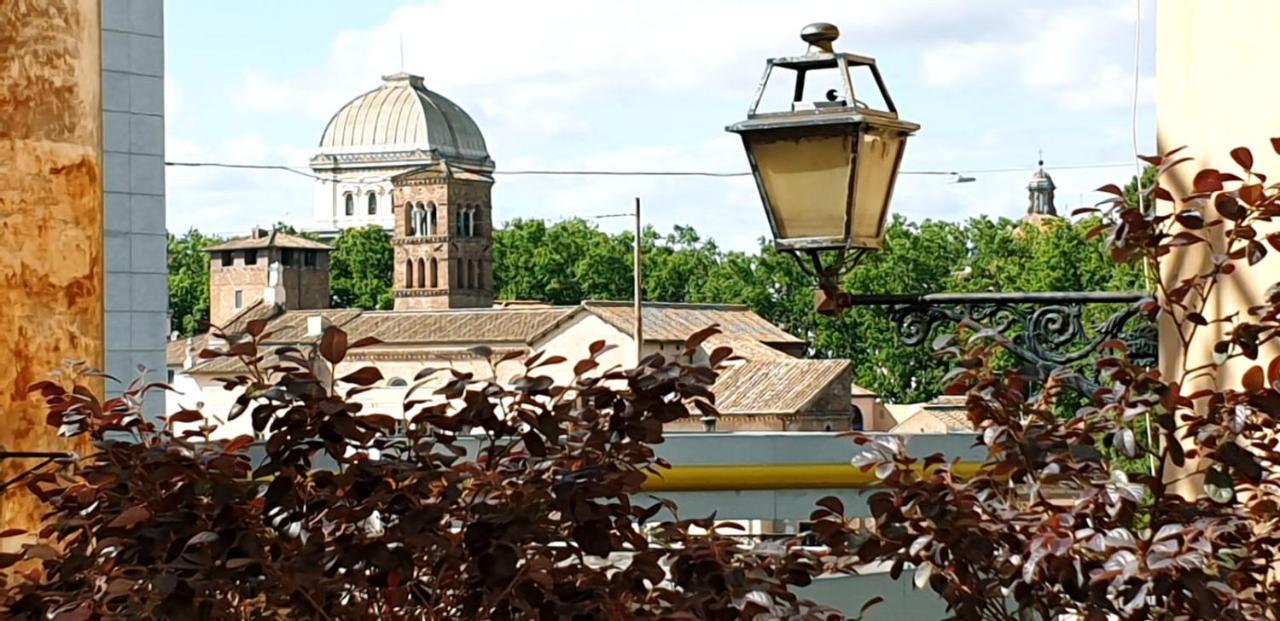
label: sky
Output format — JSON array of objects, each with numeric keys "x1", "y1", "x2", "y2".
[{"x1": 164, "y1": 0, "x2": 1156, "y2": 252}]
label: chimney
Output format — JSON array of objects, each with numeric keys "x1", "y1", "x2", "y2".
[
  {"x1": 183, "y1": 336, "x2": 195, "y2": 370},
  {"x1": 250, "y1": 226, "x2": 267, "y2": 240},
  {"x1": 307, "y1": 315, "x2": 330, "y2": 337},
  {"x1": 263, "y1": 261, "x2": 286, "y2": 306}
]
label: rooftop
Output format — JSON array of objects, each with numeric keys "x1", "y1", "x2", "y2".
[{"x1": 205, "y1": 228, "x2": 333, "y2": 252}]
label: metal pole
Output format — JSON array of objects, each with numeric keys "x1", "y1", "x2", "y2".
[{"x1": 633, "y1": 197, "x2": 643, "y2": 367}]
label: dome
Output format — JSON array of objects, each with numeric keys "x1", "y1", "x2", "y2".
[
  {"x1": 1027, "y1": 166, "x2": 1055, "y2": 191},
  {"x1": 317, "y1": 73, "x2": 491, "y2": 167}
]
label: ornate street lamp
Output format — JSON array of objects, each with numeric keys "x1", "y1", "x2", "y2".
[
  {"x1": 727, "y1": 23, "x2": 918, "y2": 291},
  {"x1": 728, "y1": 23, "x2": 1155, "y2": 394}
]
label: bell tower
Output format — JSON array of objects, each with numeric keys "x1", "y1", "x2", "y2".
[{"x1": 390, "y1": 163, "x2": 494, "y2": 310}]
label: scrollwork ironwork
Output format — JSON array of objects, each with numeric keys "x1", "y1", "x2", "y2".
[{"x1": 848, "y1": 292, "x2": 1156, "y2": 394}]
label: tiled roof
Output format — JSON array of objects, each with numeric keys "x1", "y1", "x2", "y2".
[
  {"x1": 582, "y1": 301, "x2": 803, "y2": 345},
  {"x1": 342, "y1": 307, "x2": 574, "y2": 344},
  {"x1": 166, "y1": 333, "x2": 208, "y2": 367},
  {"x1": 205, "y1": 230, "x2": 332, "y2": 252},
  {"x1": 701, "y1": 332, "x2": 791, "y2": 361},
  {"x1": 713, "y1": 359, "x2": 850, "y2": 416}
]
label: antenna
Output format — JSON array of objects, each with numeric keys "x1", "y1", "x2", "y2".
[
  {"x1": 399, "y1": 34, "x2": 405, "y2": 72},
  {"x1": 1038, "y1": 148, "x2": 1044, "y2": 168}
]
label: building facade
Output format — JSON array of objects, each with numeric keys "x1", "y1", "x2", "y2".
[
  {"x1": 203, "y1": 228, "x2": 332, "y2": 327},
  {"x1": 391, "y1": 163, "x2": 495, "y2": 310},
  {"x1": 307, "y1": 73, "x2": 494, "y2": 237},
  {"x1": 103, "y1": 0, "x2": 168, "y2": 415}
]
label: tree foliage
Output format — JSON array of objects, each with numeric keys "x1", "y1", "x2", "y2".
[
  {"x1": 172, "y1": 214, "x2": 1139, "y2": 402},
  {"x1": 168, "y1": 229, "x2": 221, "y2": 336},
  {"x1": 837, "y1": 144, "x2": 1280, "y2": 619},
  {"x1": 330, "y1": 225, "x2": 394, "y2": 310},
  {"x1": 2, "y1": 326, "x2": 851, "y2": 620}
]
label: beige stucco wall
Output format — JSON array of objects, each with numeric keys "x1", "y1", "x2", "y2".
[
  {"x1": 0, "y1": 0, "x2": 101, "y2": 537},
  {"x1": 1157, "y1": 0, "x2": 1280, "y2": 494}
]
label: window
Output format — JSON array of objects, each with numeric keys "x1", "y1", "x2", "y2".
[
  {"x1": 850, "y1": 406, "x2": 864, "y2": 431},
  {"x1": 304, "y1": 250, "x2": 317, "y2": 268},
  {"x1": 416, "y1": 258, "x2": 426, "y2": 289},
  {"x1": 344, "y1": 193, "x2": 355, "y2": 216},
  {"x1": 387, "y1": 377, "x2": 408, "y2": 388},
  {"x1": 404, "y1": 259, "x2": 414, "y2": 288},
  {"x1": 234, "y1": 289, "x2": 243, "y2": 309},
  {"x1": 456, "y1": 208, "x2": 465, "y2": 236},
  {"x1": 281, "y1": 249, "x2": 294, "y2": 266},
  {"x1": 367, "y1": 191, "x2": 377, "y2": 215},
  {"x1": 243, "y1": 250, "x2": 257, "y2": 266},
  {"x1": 427, "y1": 202, "x2": 437, "y2": 236},
  {"x1": 220, "y1": 251, "x2": 234, "y2": 266},
  {"x1": 429, "y1": 257, "x2": 438, "y2": 288},
  {"x1": 467, "y1": 205, "x2": 478, "y2": 237}
]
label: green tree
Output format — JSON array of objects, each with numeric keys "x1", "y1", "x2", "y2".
[
  {"x1": 329, "y1": 225, "x2": 394, "y2": 310},
  {"x1": 167, "y1": 229, "x2": 220, "y2": 336}
]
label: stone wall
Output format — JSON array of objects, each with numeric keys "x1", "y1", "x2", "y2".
[{"x1": 102, "y1": 0, "x2": 166, "y2": 415}]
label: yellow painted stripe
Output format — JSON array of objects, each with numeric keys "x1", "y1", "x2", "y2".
[{"x1": 641, "y1": 463, "x2": 984, "y2": 491}]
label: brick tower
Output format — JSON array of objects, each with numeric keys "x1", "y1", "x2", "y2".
[
  {"x1": 391, "y1": 162, "x2": 494, "y2": 310},
  {"x1": 204, "y1": 227, "x2": 332, "y2": 327}
]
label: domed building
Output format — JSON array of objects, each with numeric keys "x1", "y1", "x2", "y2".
[
  {"x1": 1026, "y1": 159, "x2": 1057, "y2": 217},
  {"x1": 307, "y1": 73, "x2": 494, "y2": 236}
]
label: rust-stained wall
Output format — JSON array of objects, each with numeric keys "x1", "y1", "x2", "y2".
[{"x1": 0, "y1": 0, "x2": 102, "y2": 532}]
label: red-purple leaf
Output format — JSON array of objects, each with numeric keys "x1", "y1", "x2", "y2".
[
  {"x1": 338, "y1": 366, "x2": 383, "y2": 386},
  {"x1": 107, "y1": 506, "x2": 152, "y2": 530},
  {"x1": 319, "y1": 326, "x2": 348, "y2": 365},
  {"x1": 1193, "y1": 169, "x2": 1224, "y2": 193},
  {"x1": 1230, "y1": 146, "x2": 1254, "y2": 170}
]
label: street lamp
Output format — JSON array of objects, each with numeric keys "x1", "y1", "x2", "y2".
[
  {"x1": 726, "y1": 23, "x2": 1155, "y2": 395},
  {"x1": 727, "y1": 22, "x2": 919, "y2": 290}
]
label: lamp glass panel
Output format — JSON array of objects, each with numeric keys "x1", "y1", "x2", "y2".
[
  {"x1": 849, "y1": 128, "x2": 903, "y2": 248},
  {"x1": 746, "y1": 131, "x2": 854, "y2": 241}
]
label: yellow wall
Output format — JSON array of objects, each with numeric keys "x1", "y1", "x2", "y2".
[
  {"x1": 0, "y1": 0, "x2": 102, "y2": 534},
  {"x1": 1156, "y1": 0, "x2": 1280, "y2": 493}
]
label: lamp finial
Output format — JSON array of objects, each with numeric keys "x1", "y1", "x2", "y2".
[{"x1": 800, "y1": 23, "x2": 839, "y2": 55}]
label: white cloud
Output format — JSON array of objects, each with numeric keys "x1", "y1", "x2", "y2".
[
  {"x1": 918, "y1": 0, "x2": 1154, "y2": 111},
  {"x1": 169, "y1": 0, "x2": 1159, "y2": 250}
]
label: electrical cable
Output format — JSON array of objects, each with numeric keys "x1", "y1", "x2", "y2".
[{"x1": 165, "y1": 160, "x2": 1137, "y2": 180}]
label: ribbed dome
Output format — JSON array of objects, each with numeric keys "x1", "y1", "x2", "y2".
[{"x1": 317, "y1": 73, "x2": 491, "y2": 165}]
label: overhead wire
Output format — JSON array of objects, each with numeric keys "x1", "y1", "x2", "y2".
[{"x1": 165, "y1": 160, "x2": 1137, "y2": 181}]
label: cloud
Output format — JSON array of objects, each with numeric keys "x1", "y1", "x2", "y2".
[
  {"x1": 918, "y1": 0, "x2": 1154, "y2": 111},
  {"x1": 168, "y1": 0, "x2": 1158, "y2": 251},
  {"x1": 165, "y1": 132, "x2": 313, "y2": 237}
]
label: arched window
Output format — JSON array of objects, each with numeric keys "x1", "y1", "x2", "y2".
[
  {"x1": 344, "y1": 193, "x2": 354, "y2": 216},
  {"x1": 405, "y1": 202, "x2": 415, "y2": 236},
  {"x1": 467, "y1": 205, "x2": 478, "y2": 237},
  {"x1": 429, "y1": 257, "x2": 438, "y2": 288},
  {"x1": 386, "y1": 377, "x2": 408, "y2": 388},
  {"x1": 417, "y1": 257, "x2": 426, "y2": 289},
  {"x1": 850, "y1": 406, "x2": 864, "y2": 431},
  {"x1": 455, "y1": 207, "x2": 466, "y2": 237},
  {"x1": 404, "y1": 258, "x2": 414, "y2": 288},
  {"x1": 367, "y1": 191, "x2": 377, "y2": 215},
  {"x1": 426, "y1": 202, "x2": 437, "y2": 236},
  {"x1": 471, "y1": 260, "x2": 479, "y2": 289}
]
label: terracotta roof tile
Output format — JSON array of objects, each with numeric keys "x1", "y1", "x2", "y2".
[
  {"x1": 702, "y1": 332, "x2": 791, "y2": 361},
  {"x1": 205, "y1": 230, "x2": 332, "y2": 252},
  {"x1": 343, "y1": 308, "x2": 575, "y2": 344},
  {"x1": 712, "y1": 359, "x2": 849, "y2": 415},
  {"x1": 583, "y1": 301, "x2": 802, "y2": 345}
]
